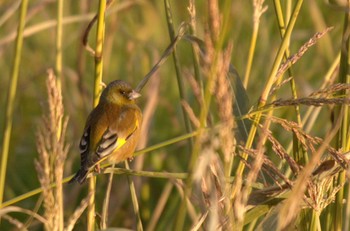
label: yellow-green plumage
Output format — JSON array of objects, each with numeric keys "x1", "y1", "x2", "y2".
[{"x1": 70, "y1": 80, "x2": 142, "y2": 184}]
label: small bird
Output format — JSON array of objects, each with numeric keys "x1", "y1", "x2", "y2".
[{"x1": 70, "y1": 80, "x2": 142, "y2": 184}]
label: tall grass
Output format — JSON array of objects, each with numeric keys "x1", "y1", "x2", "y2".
[
  {"x1": 0, "y1": 0, "x2": 28, "y2": 208},
  {"x1": 0, "y1": 0, "x2": 349, "y2": 230}
]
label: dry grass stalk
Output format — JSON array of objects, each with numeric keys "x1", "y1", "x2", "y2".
[
  {"x1": 237, "y1": 146, "x2": 292, "y2": 187},
  {"x1": 234, "y1": 136, "x2": 265, "y2": 222},
  {"x1": 213, "y1": 43, "x2": 235, "y2": 164},
  {"x1": 181, "y1": 100, "x2": 200, "y2": 128},
  {"x1": 185, "y1": 0, "x2": 237, "y2": 228},
  {"x1": 270, "y1": 76, "x2": 293, "y2": 96},
  {"x1": 268, "y1": 116, "x2": 350, "y2": 169},
  {"x1": 172, "y1": 179, "x2": 198, "y2": 223},
  {"x1": 309, "y1": 83, "x2": 350, "y2": 97},
  {"x1": 134, "y1": 63, "x2": 160, "y2": 189},
  {"x1": 201, "y1": 148, "x2": 226, "y2": 229},
  {"x1": 268, "y1": 116, "x2": 322, "y2": 153},
  {"x1": 1, "y1": 214, "x2": 27, "y2": 230},
  {"x1": 0, "y1": 206, "x2": 47, "y2": 226},
  {"x1": 35, "y1": 69, "x2": 69, "y2": 231},
  {"x1": 146, "y1": 183, "x2": 173, "y2": 231},
  {"x1": 265, "y1": 131, "x2": 301, "y2": 174},
  {"x1": 277, "y1": 116, "x2": 341, "y2": 230},
  {"x1": 192, "y1": 132, "x2": 228, "y2": 229},
  {"x1": 270, "y1": 96, "x2": 350, "y2": 107},
  {"x1": 307, "y1": 174, "x2": 344, "y2": 212},
  {"x1": 253, "y1": 0, "x2": 267, "y2": 24},
  {"x1": 65, "y1": 193, "x2": 91, "y2": 231},
  {"x1": 184, "y1": 70, "x2": 204, "y2": 106},
  {"x1": 190, "y1": 211, "x2": 209, "y2": 231},
  {"x1": 188, "y1": 0, "x2": 196, "y2": 32},
  {"x1": 328, "y1": 148, "x2": 350, "y2": 169},
  {"x1": 306, "y1": 153, "x2": 350, "y2": 221},
  {"x1": 275, "y1": 27, "x2": 334, "y2": 79},
  {"x1": 207, "y1": 0, "x2": 220, "y2": 44}
]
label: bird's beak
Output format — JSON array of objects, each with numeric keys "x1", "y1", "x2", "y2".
[{"x1": 128, "y1": 90, "x2": 141, "y2": 100}]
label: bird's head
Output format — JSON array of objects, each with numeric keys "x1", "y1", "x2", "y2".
[{"x1": 100, "y1": 80, "x2": 141, "y2": 105}]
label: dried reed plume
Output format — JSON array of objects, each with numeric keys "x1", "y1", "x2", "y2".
[
  {"x1": 275, "y1": 27, "x2": 334, "y2": 80},
  {"x1": 188, "y1": 0, "x2": 237, "y2": 229},
  {"x1": 35, "y1": 69, "x2": 69, "y2": 231}
]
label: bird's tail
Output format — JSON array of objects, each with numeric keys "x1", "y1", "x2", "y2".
[{"x1": 69, "y1": 169, "x2": 88, "y2": 184}]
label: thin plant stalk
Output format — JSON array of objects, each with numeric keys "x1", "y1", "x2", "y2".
[
  {"x1": 0, "y1": 1, "x2": 138, "y2": 47},
  {"x1": 93, "y1": 0, "x2": 106, "y2": 105},
  {"x1": 187, "y1": 0, "x2": 204, "y2": 104},
  {"x1": 125, "y1": 161, "x2": 143, "y2": 231},
  {"x1": 273, "y1": 0, "x2": 306, "y2": 165},
  {"x1": 175, "y1": 0, "x2": 234, "y2": 229},
  {"x1": 87, "y1": 178, "x2": 96, "y2": 231},
  {"x1": 135, "y1": 23, "x2": 187, "y2": 93},
  {"x1": 88, "y1": 1, "x2": 107, "y2": 230},
  {"x1": 101, "y1": 163, "x2": 115, "y2": 229},
  {"x1": 163, "y1": 0, "x2": 193, "y2": 144},
  {"x1": 0, "y1": 0, "x2": 29, "y2": 207},
  {"x1": 310, "y1": 210, "x2": 321, "y2": 231},
  {"x1": 235, "y1": 0, "x2": 304, "y2": 177},
  {"x1": 0, "y1": 0, "x2": 21, "y2": 27},
  {"x1": 55, "y1": 0, "x2": 63, "y2": 93},
  {"x1": 146, "y1": 182, "x2": 173, "y2": 231},
  {"x1": 345, "y1": 182, "x2": 350, "y2": 231},
  {"x1": 55, "y1": 1, "x2": 64, "y2": 230},
  {"x1": 269, "y1": 0, "x2": 300, "y2": 179},
  {"x1": 282, "y1": 53, "x2": 340, "y2": 179},
  {"x1": 244, "y1": 0, "x2": 266, "y2": 88},
  {"x1": 334, "y1": 8, "x2": 350, "y2": 231}
]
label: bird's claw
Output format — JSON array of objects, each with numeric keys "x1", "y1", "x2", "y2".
[{"x1": 100, "y1": 82, "x2": 107, "y2": 89}]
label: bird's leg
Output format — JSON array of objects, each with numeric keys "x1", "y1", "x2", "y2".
[{"x1": 128, "y1": 156, "x2": 134, "y2": 162}]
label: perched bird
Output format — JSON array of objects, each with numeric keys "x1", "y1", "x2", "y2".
[{"x1": 70, "y1": 80, "x2": 142, "y2": 184}]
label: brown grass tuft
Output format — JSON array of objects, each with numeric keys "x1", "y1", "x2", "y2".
[{"x1": 34, "y1": 69, "x2": 69, "y2": 231}]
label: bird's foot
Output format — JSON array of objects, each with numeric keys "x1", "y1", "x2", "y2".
[{"x1": 100, "y1": 81, "x2": 107, "y2": 89}]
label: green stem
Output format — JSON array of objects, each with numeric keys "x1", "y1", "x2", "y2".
[
  {"x1": 243, "y1": 2, "x2": 262, "y2": 88},
  {"x1": 163, "y1": 0, "x2": 193, "y2": 142},
  {"x1": 310, "y1": 209, "x2": 321, "y2": 231},
  {"x1": 334, "y1": 7, "x2": 350, "y2": 231},
  {"x1": 273, "y1": 0, "x2": 306, "y2": 165},
  {"x1": 93, "y1": 0, "x2": 106, "y2": 106},
  {"x1": 235, "y1": 0, "x2": 304, "y2": 177},
  {"x1": 0, "y1": 0, "x2": 28, "y2": 207},
  {"x1": 88, "y1": 1, "x2": 107, "y2": 230}
]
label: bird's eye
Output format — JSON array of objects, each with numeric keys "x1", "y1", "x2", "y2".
[{"x1": 119, "y1": 90, "x2": 126, "y2": 95}]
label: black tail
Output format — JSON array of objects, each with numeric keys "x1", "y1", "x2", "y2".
[{"x1": 69, "y1": 169, "x2": 88, "y2": 184}]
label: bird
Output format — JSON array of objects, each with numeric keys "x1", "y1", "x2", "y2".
[{"x1": 69, "y1": 80, "x2": 142, "y2": 184}]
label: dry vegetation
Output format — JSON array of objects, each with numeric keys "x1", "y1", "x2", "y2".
[{"x1": 1, "y1": 0, "x2": 350, "y2": 230}]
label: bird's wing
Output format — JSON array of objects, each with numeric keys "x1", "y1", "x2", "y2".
[
  {"x1": 92, "y1": 125, "x2": 138, "y2": 166},
  {"x1": 79, "y1": 126, "x2": 91, "y2": 170},
  {"x1": 79, "y1": 105, "x2": 140, "y2": 170},
  {"x1": 95, "y1": 128, "x2": 121, "y2": 159}
]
